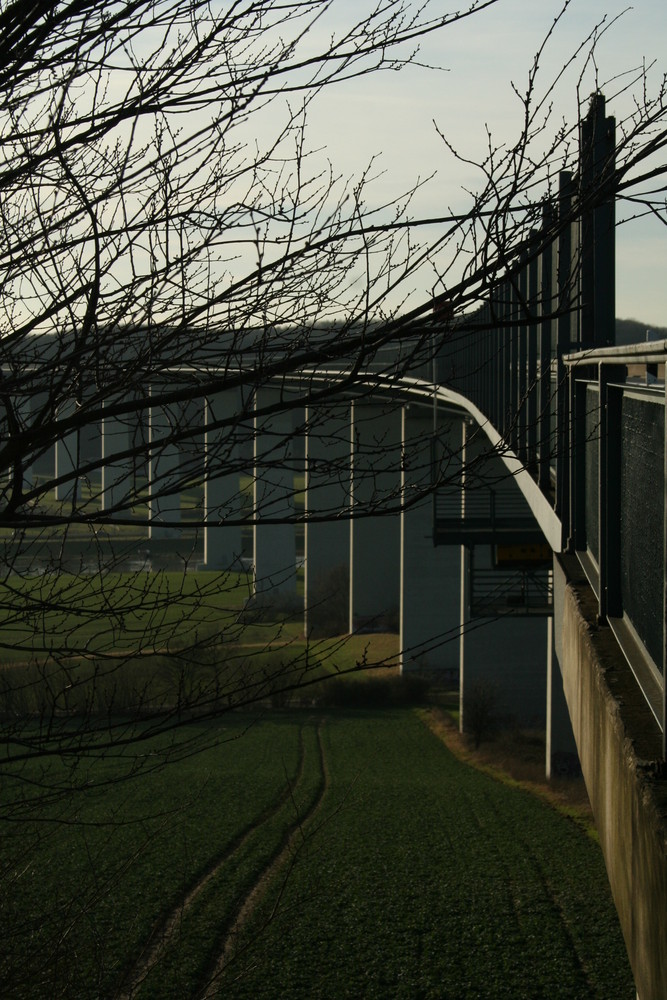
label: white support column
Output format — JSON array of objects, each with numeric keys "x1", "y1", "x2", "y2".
[
  {"x1": 204, "y1": 390, "x2": 243, "y2": 570},
  {"x1": 459, "y1": 543, "x2": 470, "y2": 728},
  {"x1": 304, "y1": 401, "x2": 352, "y2": 637},
  {"x1": 349, "y1": 399, "x2": 401, "y2": 631},
  {"x1": 400, "y1": 405, "x2": 462, "y2": 674},
  {"x1": 253, "y1": 387, "x2": 298, "y2": 595}
]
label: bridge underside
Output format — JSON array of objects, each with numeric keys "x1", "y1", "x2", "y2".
[{"x1": 553, "y1": 554, "x2": 667, "y2": 1000}]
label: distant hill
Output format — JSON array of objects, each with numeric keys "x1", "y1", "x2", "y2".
[{"x1": 616, "y1": 317, "x2": 667, "y2": 345}]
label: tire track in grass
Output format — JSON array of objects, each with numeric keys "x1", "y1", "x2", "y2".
[
  {"x1": 428, "y1": 726, "x2": 599, "y2": 997},
  {"x1": 469, "y1": 782, "x2": 598, "y2": 996},
  {"x1": 115, "y1": 723, "x2": 310, "y2": 1000},
  {"x1": 197, "y1": 717, "x2": 329, "y2": 1000},
  {"x1": 511, "y1": 828, "x2": 597, "y2": 997}
]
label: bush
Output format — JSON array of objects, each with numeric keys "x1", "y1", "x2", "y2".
[
  {"x1": 317, "y1": 673, "x2": 430, "y2": 709},
  {"x1": 465, "y1": 681, "x2": 498, "y2": 749},
  {"x1": 306, "y1": 564, "x2": 350, "y2": 638}
]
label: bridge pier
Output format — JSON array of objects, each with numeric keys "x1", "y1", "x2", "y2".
[
  {"x1": 303, "y1": 401, "x2": 351, "y2": 637},
  {"x1": 102, "y1": 403, "x2": 140, "y2": 516},
  {"x1": 546, "y1": 615, "x2": 580, "y2": 778},
  {"x1": 204, "y1": 390, "x2": 243, "y2": 570},
  {"x1": 54, "y1": 398, "x2": 79, "y2": 504},
  {"x1": 148, "y1": 391, "x2": 182, "y2": 539},
  {"x1": 349, "y1": 399, "x2": 401, "y2": 631},
  {"x1": 400, "y1": 406, "x2": 461, "y2": 674},
  {"x1": 253, "y1": 387, "x2": 298, "y2": 595},
  {"x1": 457, "y1": 425, "x2": 548, "y2": 734},
  {"x1": 459, "y1": 545, "x2": 549, "y2": 733}
]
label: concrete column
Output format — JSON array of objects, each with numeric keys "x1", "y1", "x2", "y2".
[
  {"x1": 204, "y1": 390, "x2": 243, "y2": 570},
  {"x1": 102, "y1": 405, "x2": 136, "y2": 514},
  {"x1": 459, "y1": 545, "x2": 548, "y2": 732},
  {"x1": 29, "y1": 392, "x2": 55, "y2": 486},
  {"x1": 546, "y1": 616, "x2": 581, "y2": 777},
  {"x1": 400, "y1": 406, "x2": 462, "y2": 674},
  {"x1": 253, "y1": 387, "x2": 298, "y2": 595},
  {"x1": 15, "y1": 395, "x2": 35, "y2": 493},
  {"x1": 54, "y1": 397, "x2": 78, "y2": 503},
  {"x1": 349, "y1": 399, "x2": 401, "y2": 631},
  {"x1": 148, "y1": 389, "x2": 182, "y2": 539},
  {"x1": 304, "y1": 400, "x2": 352, "y2": 637},
  {"x1": 458, "y1": 422, "x2": 548, "y2": 733}
]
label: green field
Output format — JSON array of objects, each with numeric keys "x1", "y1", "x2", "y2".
[
  {"x1": 0, "y1": 569, "x2": 401, "y2": 724},
  {"x1": 0, "y1": 709, "x2": 634, "y2": 999}
]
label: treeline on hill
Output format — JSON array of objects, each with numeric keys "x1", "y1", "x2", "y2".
[{"x1": 616, "y1": 317, "x2": 667, "y2": 343}]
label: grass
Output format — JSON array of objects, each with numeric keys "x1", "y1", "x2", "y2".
[
  {"x1": 210, "y1": 710, "x2": 634, "y2": 1000},
  {"x1": 0, "y1": 559, "x2": 633, "y2": 996},
  {"x1": 0, "y1": 715, "x2": 305, "y2": 999},
  {"x1": 420, "y1": 706, "x2": 598, "y2": 841},
  {"x1": 0, "y1": 562, "x2": 401, "y2": 720},
  {"x1": 0, "y1": 709, "x2": 635, "y2": 999},
  {"x1": 0, "y1": 570, "x2": 254, "y2": 660}
]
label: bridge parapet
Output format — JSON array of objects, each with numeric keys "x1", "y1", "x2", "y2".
[{"x1": 565, "y1": 341, "x2": 667, "y2": 750}]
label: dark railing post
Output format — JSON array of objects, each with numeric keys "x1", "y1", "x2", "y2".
[
  {"x1": 517, "y1": 259, "x2": 528, "y2": 462},
  {"x1": 598, "y1": 363, "x2": 623, "y2": 620},
  {"x1": 579, "y1": 93, "x2": 616, "y2": 349},
  {"x1": 663, "y1": 373, "x2": 667, "y2": 756},
  {"x1": 538, "y1": 208, "x2": 554, "y2": 492},
  {"x1": 527, "y1": 234, "x2": 539, "y2": 473},
  {"x1": 568, "y1": 366, "x2": 588, "y2": 552},
  {"x1": 509, "y1": 275, "x2": 520, "y2": 453},
  {"x1": 556, "y1": 171, "x2": 576, "y2": 526}
]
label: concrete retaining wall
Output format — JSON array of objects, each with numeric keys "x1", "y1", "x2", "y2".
[{"x1": 555, "y1": 554, "x2": 667, "y2": 1000}]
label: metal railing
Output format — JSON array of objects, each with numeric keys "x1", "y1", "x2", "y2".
[
  {"x1": 430, "y1": 94, "x2": 666, "y2": 752},
  {"x1": 470, "y1": 567, "x2": 553, "y2": 619},
  {"x1": 566, "y1": 345, "x2": 667, "y2": 736},
  {"x1": 434, "y1": 486, "x2": 546, "y2": 545}
]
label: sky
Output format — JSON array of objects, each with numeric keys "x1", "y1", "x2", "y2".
[{"x1": 301, "y1": 0, "x2": 667, "y2": 327}]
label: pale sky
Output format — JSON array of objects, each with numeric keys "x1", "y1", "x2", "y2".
[{"x1": 303, "y1": 0, "x2": 667, "y2": 327}]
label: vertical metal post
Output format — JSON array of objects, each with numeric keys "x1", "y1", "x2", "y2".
[
  {"x1": 527, "y1": 238, "x2": 539, "y2": 473},
  {"x1": 538, "y1": 217, "x2": 553, "y2": 491},
  {"x1": 599, "y1": 363, "x2": 622, "y2": 620},
  {"x1": 556, "y1": 172, "x2": 576, "y2": 526},
  {"x1": 509, "y1": 275, "x2": 519, "y2": 454},
  {"x1": 663, "y1": 375, "x2": 667, "y2": 757},
  {"x1": 579, "y1": 93, "x2": 616, "y2": 349},
  {"x1": 486, "y1": 296, "x2": 494, "y2": 424},
  {"x1": 502, "y1": 279, "x2": 510, "y2": 440},
  {"x1": 517, "y1": 260, "x2": 528, "y2": 461},
  {"x1": 569, "y1": 365, "x2": 587, "y2": 553}
]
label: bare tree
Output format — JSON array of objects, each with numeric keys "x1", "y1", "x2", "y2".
[
  {"x1": 1, "y1": 0, "x2": 666, "y2": 994},
  {"x1": 0, "y1": 0, "x2": 496, "y2": 741},
  {"x1": 0, "y1": 0, "x2": 665, "y2": 818}
]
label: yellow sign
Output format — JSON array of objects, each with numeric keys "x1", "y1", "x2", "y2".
[{"x1": 495, "y1": 543, "x2": 552, "y2": 566}]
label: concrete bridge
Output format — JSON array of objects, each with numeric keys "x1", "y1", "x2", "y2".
[
  {"x1": 42, "y1": 347, "x2": 667, "y2": 1000},
  {"x1": 4, "y1": 94, "x2": 666, "y2": 999}
]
